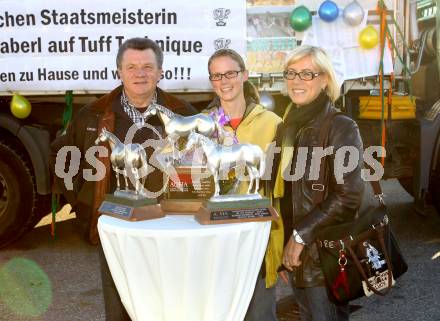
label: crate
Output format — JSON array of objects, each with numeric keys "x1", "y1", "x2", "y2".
[{"x1": 358, "y1": 96, "x2": 416, "y2": 120}]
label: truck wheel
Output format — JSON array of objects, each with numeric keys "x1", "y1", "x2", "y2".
[{"x1": 0, "y1": 142, "x2": 48, "y2": 248}]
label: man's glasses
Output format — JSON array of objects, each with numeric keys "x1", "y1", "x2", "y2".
[
  {"x1": 283, "y1": 69, "x2": 323, "y2": 81},
  {"x1": 209, "y1": 70, "x2": 243, "y2": 81}
]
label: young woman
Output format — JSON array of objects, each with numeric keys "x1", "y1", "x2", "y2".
[
  {"x1": 205, "y1": 48, "x2": 284, "y2": 321},
  {"x1": 276, "y1": 45, "x2": 364, "y2": 321}
]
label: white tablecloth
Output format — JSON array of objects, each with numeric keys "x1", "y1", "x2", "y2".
[{"x1": 98, "y1": 215, "x2": 271, "y2": 321}]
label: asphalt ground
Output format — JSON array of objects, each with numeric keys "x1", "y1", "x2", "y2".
[{"x1": 0, "y1": 179, "x2": 439, "y2": 321}]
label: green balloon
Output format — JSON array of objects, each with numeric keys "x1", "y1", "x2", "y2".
[
  {"x1": 10, "y1": 93, "x2": 32, "y2": 119},
  {"x1": 290, "y1": 6, "x2": 312, "y2": 32}
]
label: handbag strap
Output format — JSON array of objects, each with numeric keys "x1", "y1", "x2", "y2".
[
  {"x1": 370, "y1": 180, "x2": 386, "y2": 206},
  {"x1": 344, "y1": 225, "x2": 394, "y2": 296},
  {"x1": 312, "y1": 110, "x2": 344, "y2": 205}
]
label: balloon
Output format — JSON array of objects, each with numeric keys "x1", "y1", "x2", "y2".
[
  {"x1": 10, "y1": 94, "x2": 31, "y2": 119},
  {"x1": 343, "y1": 0, "x2": 365, "y2": 26},
  {"x1": 359, "y1": 25, "x2": 379, "y2": 49},
  {"x1": 259, "y1": 91, "x2": 275, "y2": 111},
  {"x1": 318, "y1": 0, "x2": 339, "y2": 22},
  {"x1": 290, "y1": 6, "x2": 312, "y2": 32}
]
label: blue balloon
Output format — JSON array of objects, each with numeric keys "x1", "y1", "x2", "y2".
[{"x1": 318, "y1": 0, "x2": 339, "y2": 22}]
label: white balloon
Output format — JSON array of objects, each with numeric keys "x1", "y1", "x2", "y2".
[{"x1": 343, "y1": 0, "x2": 365, "y2": 26}]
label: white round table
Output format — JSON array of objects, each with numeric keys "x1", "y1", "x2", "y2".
[{"x1": 98, "y1": 214, "x2": 271, "y2": 321}]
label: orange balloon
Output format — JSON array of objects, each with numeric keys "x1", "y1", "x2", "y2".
[{"x1": 359, "y1": 25, "x2": 379, "y2": 49}]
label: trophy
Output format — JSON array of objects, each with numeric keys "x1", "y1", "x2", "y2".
[
  {"x1": 185, "y1": 132, "x2": 279, "y2": 224},
  {"x1": 143, "y1": 104, "x2": 216, "y2": 213},
  {"x1": 214, "y1": 38, "x2": 231, "y2": 50},
  {"x1": 95, "y1": 128, "x2": 164, "y2": 221},
  {"x1": 213, "y1": 8, "x2": 231, "y2": 26}
]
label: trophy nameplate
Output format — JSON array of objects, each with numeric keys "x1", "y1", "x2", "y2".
[
  {"x1": 99, "y1": 194, "x2": 164, "y2": 222},
  {"x1": 195, "y1": 195, "x2": 279, "y2": 225}
]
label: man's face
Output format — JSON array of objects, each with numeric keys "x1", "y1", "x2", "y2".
[{"x1": 118, "y1": 49, "x2": 162, "y2": 101}]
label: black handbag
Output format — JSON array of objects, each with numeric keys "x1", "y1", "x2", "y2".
[
  {"x1": 311, "y1": 111, "x2": 408, "y2": 305},
  {"x1": 315, "y1": 183, "x2": 408, "y2": 305}
]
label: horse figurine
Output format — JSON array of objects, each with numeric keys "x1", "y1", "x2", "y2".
[
  {"x1": 144, "y1": 104, "x2": 224, "y2": 159},
  {"x1": 185, "y1": 132, "x2": 265, "y2": 197},
  {"x1": 95, "y1": 127, "x2": 148, "y2": 195}
]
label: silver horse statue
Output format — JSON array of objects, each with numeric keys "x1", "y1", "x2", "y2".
[
  {"x1": 185, "y1": 132, "x2": 265, "y2": 198},
  {"x1": 95, "y1": 127, "x2": 148, "y2": 196},
  {"x1": 144, "y1": 104, "x2": 223, "y2": 159}
]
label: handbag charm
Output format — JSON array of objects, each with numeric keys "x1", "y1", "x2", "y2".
[
  {"x1": 332, "y1": 248, "x2": 350, "y2": 300},
  {"x1": 365, "y1": 242, "x2": 386, "y2": 270},
  {"x1": 362, "y1": 241, "x2": 395, "y2": 296}
]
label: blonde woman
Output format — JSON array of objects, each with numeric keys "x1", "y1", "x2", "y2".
[{"x1": 276, "y1": 46, "x2": 364, "y2": 321}]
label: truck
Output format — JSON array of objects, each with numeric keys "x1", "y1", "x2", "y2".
[{"x1": 0, "y1": 0, "x2": 439, "y2": 247}]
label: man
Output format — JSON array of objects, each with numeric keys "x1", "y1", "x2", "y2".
[{"x1": 50, "y1": 37, "x2": 196, "y2": 320}]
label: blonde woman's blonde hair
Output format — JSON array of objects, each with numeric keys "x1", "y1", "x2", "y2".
[{"x1": 282, "y1": 46, "x2": 340, "y2": 102}]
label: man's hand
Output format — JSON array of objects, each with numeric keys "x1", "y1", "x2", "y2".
[{"x1": 282, "y1": 238, "x2": 305, "y2": 271}]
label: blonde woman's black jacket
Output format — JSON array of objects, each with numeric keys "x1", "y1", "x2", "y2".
[{"x1": 281, "y1": 101, "x2": 365, "y2": 288}]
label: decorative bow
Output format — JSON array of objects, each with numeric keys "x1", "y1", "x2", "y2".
[{"x1": 210, "y1": 107, "x2": 238, "y2": 144}]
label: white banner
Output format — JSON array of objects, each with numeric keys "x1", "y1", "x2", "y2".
[{"x1": 0, "y1": 0, "x2": 247, "y2": 93}]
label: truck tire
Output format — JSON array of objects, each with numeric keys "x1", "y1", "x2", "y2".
[{"x1": 0, "y1": 142, "x2": 49, "y2": 248}]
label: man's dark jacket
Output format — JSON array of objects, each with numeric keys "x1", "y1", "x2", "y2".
[
  {"x1": 281, "y1": 102, "x2": 365, "y2": 288},
  {"x1": 50, "y1": 85, "x2": 195, "y2": 244}
]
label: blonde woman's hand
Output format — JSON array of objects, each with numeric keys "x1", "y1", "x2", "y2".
[{"x1": 282, "y1": 238, "x2": 305, "y2": 271}]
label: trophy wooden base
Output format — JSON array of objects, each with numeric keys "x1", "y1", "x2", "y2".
[
  {"x1": 160, "y1": 199, "x2": 202, "y2": 214},
  {"x1": 195, "y1": 197, "x2": 279, "y2": 225},
  {"x1": 98, "y1": 194, "x2": 164, "y2": 221}
]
